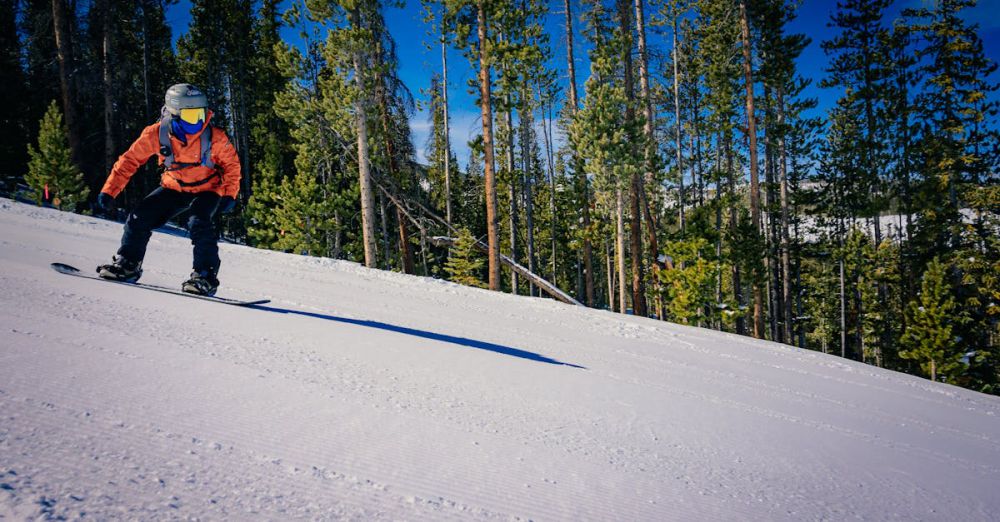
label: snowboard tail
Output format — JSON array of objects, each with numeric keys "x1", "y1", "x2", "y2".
[{"x1": 51, "y1": 263, "x2": 270, "y2": 307}]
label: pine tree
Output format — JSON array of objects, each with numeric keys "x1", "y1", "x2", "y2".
[
  {"x1": 900, "y1": 258, "x2": 968, "y2": 382},
  {"x1": 445, "y1": 227, "x2": 487, "y2": 289},
  {"x1": 25, "y1": 101, "x2": 89, "y2": 210},
  {"x1": 657, "y1": 236, "x2": 723, "y2": 326},
  {"x1": 247, "y1": 1, "x2": 360, "y2": 260},
  {"x1": 802, "y1": 243, "x2": 841, "y2": 355},
  {"x1": 271, "y1": 168, "x2": 341, "y2": 257},
  {"x1": 50, "y1": 0, "x2": 81, "y2": 173},
  {"x1": 247, "y1": 0, "x2": 293, "y2": 193},
  {"x1": 905, "y1": 0, "x2": 1000, "y2": 262},
  {"x1": 19, "y1": 0, "x2": 60, "y2": 142},
  {"x1": 429, "y1": 0, "x2": 506, "y2": 290},
  {"x1": 571, "y1": 0, "x2": 642, "y2": 314},
  {"x1": 0, "y1": 0, "x2": 29, "y2": 189},
  {"x1": 424, "y1": 74, "x2": 460, "y2": 224},
  {"x1": 561, "y1": 0, "x2": 595, "y2": 307},
  {"x1": 696, "y1": 0, "x2": 745, "y2": 333}
]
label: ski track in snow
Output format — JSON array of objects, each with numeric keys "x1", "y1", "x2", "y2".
[{"x1": 1, "y1": 198, "x2": 999, "y2": 521}]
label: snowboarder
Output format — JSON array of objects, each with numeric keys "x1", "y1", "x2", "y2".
[{"x1": 95, "y1": 83, "x2": 242, "y2": 296}]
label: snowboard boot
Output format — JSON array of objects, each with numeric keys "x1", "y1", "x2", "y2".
[
  {"x1": 97, "y1": 255, "x2": 142, "y2": 283},
  {"x1": 182, "y1": 268, "x2": 220, "y2": 296}
]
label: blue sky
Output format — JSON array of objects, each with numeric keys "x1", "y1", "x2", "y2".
[{"x1": 166, "y1": 0, "x2": 1000, "y2": 169}]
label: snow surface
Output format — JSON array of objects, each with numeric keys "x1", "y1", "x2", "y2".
[{"x1": 1, "y1": 197, "x2": 999, "y2": 521}]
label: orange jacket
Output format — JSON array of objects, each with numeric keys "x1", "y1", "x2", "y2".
[{"x1": 101, "y1": 111, "x2": 242, "y2": 198}]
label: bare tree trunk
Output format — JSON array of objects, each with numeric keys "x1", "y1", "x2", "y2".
[
  {"x1": 672, "y1": 13, "x2": 685, "y2": 232},
  {"x1": 521, "y1": 99, "x2": 537, "y2": 297},
  {"x1": 351, "y1": 7, "x2": 377, "y2": 268},
  {"x1": 764, "y1": 85, "x2": 780, "y2": 342},
  {"x1": 840, "y1": 254, "x2": 846, "y2": 358},
  {"x1": 727, "y1": 135, "x2": 745, "y2": 335},
  {"x1": 777, "y1": 88, "x2": 793, "y2": 345},
  {"x1": 379, "y1": 192, "x2": 390, "y2": 269},
  {"x1": 616, "y1": 188, "x2": 627, "y2": 314},
  {"x1": 606, "y1": 238, "x2": 615, "y2": 312},
  {"x1": 101, "y1": 0, "x2": 115, "y2": 174},
  {"x1": 505, "y1": 99, "x2": 519, "y2": 295},
  {"x1": 565, "y1": 0, "x2": 594, "y2": 307},
  {"x1": 739, "y1": 0, "x2": 765, "y2": 339},
  {"x1": 441, "y1": 27, "x2": 452, "y2": 227},
  {"x1": 694, "y1": 97, "x2": 704, "y2": 207},
  {"x1": 141, "y1": 0, "x2": 151, "y2": 119},
  {"x1": 714, "y1": 142, "x2": 723, "y2": 329},
  {"x1": 541, "y1": 97, "x2": 558, "y2": 282},
  {"x1": 478, "y1": 1, "x2": 501, "y2": 290},
  {"x1": 51, "y1": 0, "x2": 81, "y2": 166}
]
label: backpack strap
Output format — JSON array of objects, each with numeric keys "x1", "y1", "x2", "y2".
[
  {"x1": 200, "y1": 126, "x2": 215, "y2": 169},
  {"x1": 159, "y1": 113, "x2": 175, "y2": 169},
  {"x1": 158, "y1": 109, "x2": 215, "y2": 171}
]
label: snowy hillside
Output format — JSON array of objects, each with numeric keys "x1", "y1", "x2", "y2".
[{"x1": 2, "y1": 197, "x2": 999, "y2": 521}]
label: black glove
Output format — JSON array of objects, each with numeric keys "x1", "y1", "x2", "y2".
[
  {"x1": 97, "y1": 192, "x2": 115, "y2": 212},
  {"x1": 217, "y1": 196, "x2": 236, "y2": 215}
]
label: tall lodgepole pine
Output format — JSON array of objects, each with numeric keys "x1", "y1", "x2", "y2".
[
  {"x1": 616, "y1": 188, "x2": 628, "y2": 313},
  {"x1": 618, "y1": 0, "x2": 647, "y2": 318},
  {"x1": 672, "y1": 11, "x2": 685, "y2": 232},
  {"x1": 50, "y1": 0, "x2": 80, "y2": 168},
  {"x1": 351, "y1": 6, "x2": 377, "y2": 268},
  {"x1": 635, "y1": 0, "x2": 663, "y2": 317},
  {"x1": 478, "y1": 0, "x2": 501, "y2": 290},
  {"x1": 373, "y1": 42, "x2": 415, "y2": 274},
  {"x1": 505, "y1": 89, "x2": 519, "y2": 294},
  {"x1": 565, "y1": 0, "x2": 595, "y2": 307},
  {"x1": 777, "y1": 87, "x2": 793, "y2": 345},
  {"x1": 101, "y1": 0, "x2": 115, "y2": 174},
  {"x1": 441, "y1": 22, "x2": 452, "y2": 227},
  {"x1": 739, "y1": 0, "x2": 765, "y2": 339},
  {"x1": 521, "y1": 98, "x2": 538, "y2": 297}
]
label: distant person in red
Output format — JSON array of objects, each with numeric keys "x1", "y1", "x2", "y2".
[{"x1": 95, "y1": 83, "x2": 242, "y2": 296}]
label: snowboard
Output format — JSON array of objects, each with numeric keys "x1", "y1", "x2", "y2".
[{"x1": 51, "y1": 262, "x2": 270, "y2": 307}]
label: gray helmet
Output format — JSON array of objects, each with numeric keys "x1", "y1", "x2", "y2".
[{"x1": 163, "y1": 83, "x2": 208, "y2": 116}]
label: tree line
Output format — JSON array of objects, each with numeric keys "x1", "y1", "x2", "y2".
[{"x1": 3, "y1": 0, "x2": 999, "y2": 394}]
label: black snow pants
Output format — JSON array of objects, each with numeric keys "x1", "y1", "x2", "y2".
[{"x1": 118, "y1": 187, "x2": 221, "y2": 272}]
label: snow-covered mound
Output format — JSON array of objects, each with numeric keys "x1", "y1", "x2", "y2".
[{"x1": 1, "y1": 197, "x2": 998, "y2": 521}]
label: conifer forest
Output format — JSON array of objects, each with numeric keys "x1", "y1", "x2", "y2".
[{"x1": 3, "y1": 0, "x2": 999, "y2": 394}]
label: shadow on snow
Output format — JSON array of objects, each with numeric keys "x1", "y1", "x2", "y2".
[{"x1": 251, "y1": 304, "x2": 587, "y2": 370}]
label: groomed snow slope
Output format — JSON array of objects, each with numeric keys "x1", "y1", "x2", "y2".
[{"x1": 1, "y1": 198, "x2": 999, "y2": 521}]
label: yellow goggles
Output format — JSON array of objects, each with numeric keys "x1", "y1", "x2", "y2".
[{"x1": 179, "y1": 107, "x2": 206, "y2": 124}]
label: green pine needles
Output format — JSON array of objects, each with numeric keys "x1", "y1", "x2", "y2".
[
  {"x1": 445, "y1": 228, "x2": 487, "y2": 289},
  {"x1": 900, "y1": 258, "x2": 969, "y2": 383},
  {"x1": 25, "y1": 101, "x2": 88, "y2": 211}
]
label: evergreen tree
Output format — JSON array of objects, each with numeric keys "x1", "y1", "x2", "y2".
[
  {"x1": 25, "y1": 101, "x2": 89, "y2": 210},
  {"x1": 424, "y1": 74, "x2": 460, "y2": 224},
  {"x1": 821, "y1": 0, "x2": 893, "y2": 241},
  {"x1": 271, "y1": 167, "x2": 342, "y2": 257},
  {"x1": 905, "y1": 0, "x2": 1000, "y2": 262},
  {"x1": 0, "y1": 0, "x2": 29, "y2": 189},
  {"x1": 657, "y1": 236, "x2": 724, "y2": 326},
  {"x1": 802, "y1": 245, "x2": 841, "y2": 355},
  {"x1": 247, "y1": 1, "x2": 360, "y2": 259},
  {"x1": 19, "y1": 0, "x2": 61, "y2": 142},
  {"x1": 571, "y1": 0, "x2": 642, "y2": 314},
  {"x1": 247, "y1": 0, "x2": 294, "y2": 195},
  {"x1": 696, "y1": 0, "x2": 745, "y2": 333},
  {"x1": 900, "y1": 258, "x2": 968, "y2": 382},
  {"x1": 445, "y1": 227, "x2": 487, "y2": 289}
]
